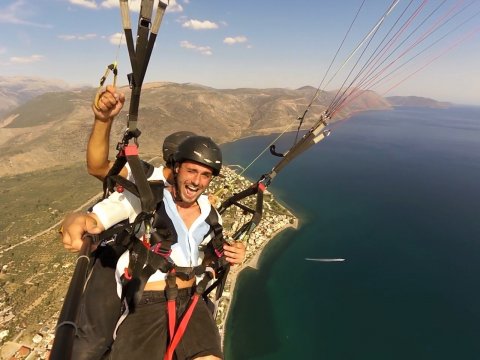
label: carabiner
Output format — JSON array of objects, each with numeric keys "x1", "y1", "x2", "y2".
[{"x1": 94, "y1": 62, "x2": 118, "y2": 109}]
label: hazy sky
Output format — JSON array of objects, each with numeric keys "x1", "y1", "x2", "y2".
[{"x1": 1, "y1": 0, "x2": 479, "y2": 105}]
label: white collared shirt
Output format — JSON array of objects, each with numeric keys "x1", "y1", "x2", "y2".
[{"x1": 90, "y1": 165, "x2": 219, "y2": 297}]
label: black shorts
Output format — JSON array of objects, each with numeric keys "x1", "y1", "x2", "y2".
[
  {"x1": 71, "y1": 245, "x2": 123, "y2": 360},
  {"x1": 107, "y1": 288, "x2": 223, "y2": 359}
]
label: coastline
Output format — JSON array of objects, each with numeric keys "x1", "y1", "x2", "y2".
[
  {"x1": 218, "y1": 213, "x2": 299, "y2": 344},
  {"x1": 226, "y1": 216, "x2": 298, "y2": 308},
  {"x1": 207, "y1": 166, "x2": 300, "y2": 344},
  {"x1": 244, "y1": 217, "x2": 299, "y2": 270}
]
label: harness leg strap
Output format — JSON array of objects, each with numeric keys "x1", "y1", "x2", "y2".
[
  {"x1": 163, "y1": 271, "x2": 213, "y2": 360},
  {"x1": 166, "y1": 269, "x2": 178, "y2": 343}
]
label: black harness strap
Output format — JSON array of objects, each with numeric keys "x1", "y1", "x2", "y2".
[
  {"x1": 124, "y1": 145, "x2": 156, "y2": 211},
  {"x1": 102, "y1": 0, "x2": 168, "y2": 215},
  {"x1": 201, "y1": 208, "x2": 226, "y2": 259},
  {"x1": 121, "y1": 200, "x2": 175, "y2": 310},
  {"x1": 200, "y1": 209, "x2": 229, "y2": 306},
  {"x1": 113, "y1": 197, "x2": 228, "y2": 358},
  {"x1": 204, "y1": 180, "x2": 267, "y2": 314},
  {"x1": 119, "y1": 0, "x2": 168, "y2": 132},
  {"x1": 121, "y1": 240, "x2": 158, "y2": 310},
  {"x1": 164, "y1": 270, "x2": 214, "y2": 360},
  {"x1": 104, "y1": 159, "x2": 154, "y2": 198},
  {"x1": 119, "y1": 203, "x2": 228, "y2": 311}
]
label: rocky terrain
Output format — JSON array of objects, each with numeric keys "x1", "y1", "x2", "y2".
[
  {"x1": 386, "y1": 95, "x2": 451, "y2": 108},
  {"x1": 0, "y1": 79, "x2": 392, "y2": 177}
]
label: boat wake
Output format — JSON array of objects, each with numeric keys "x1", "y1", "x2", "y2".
[{"x1": 305, "y1": 258, "x2": 345, "y2": 262}]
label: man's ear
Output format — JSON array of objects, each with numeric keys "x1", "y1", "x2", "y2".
[{"x1": 174, "y1": 165, "x2": 179, "y2": 174}]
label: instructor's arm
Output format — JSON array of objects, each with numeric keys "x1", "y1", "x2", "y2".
[{"x1": 87, "y1": 85, "x2": 127, "y2": 180}]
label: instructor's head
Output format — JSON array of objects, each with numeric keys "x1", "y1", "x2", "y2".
[{"x1": 162, "y1": 131, "x2": 196, "y2": 169}]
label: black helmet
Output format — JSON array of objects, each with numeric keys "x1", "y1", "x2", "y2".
[
  {"x1": 174, "y1": 136, "x2": 222, "y2": 176},
  {"x1": 162, "y1": 131, "x2": 196, "y2": 167}
]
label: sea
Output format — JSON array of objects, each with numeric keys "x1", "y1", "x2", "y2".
[{"x1": 220, "y1": 105, "x2": 480, "y2": 360}]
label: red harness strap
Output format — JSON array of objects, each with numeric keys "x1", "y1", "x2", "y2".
[
  {"x1": 163, "y1": 270, "x2": 214, "y2": 360},
  {"x1": 164, "y1": 294, "x2": 200, "y2": 360},
  {"x1": 167, "y1": 300, "x2": 176, "y2": 343},
  {"x1": 165, "y1": 270, "x2": 178, "y2": 343}
]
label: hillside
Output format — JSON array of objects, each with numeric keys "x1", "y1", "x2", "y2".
[
  {"x1": 0, "y1": 76, "x2": 74, "y2": 115},
  {"x1": 386, "y1": 95, "x2": 451, "y2": 108},
  {"x1": 0, "y1": 81, "x2": 391, "y2": 177}
]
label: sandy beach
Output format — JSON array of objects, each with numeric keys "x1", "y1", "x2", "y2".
[
  {"x1": 245, "y1": 218, "x2": 298, "y2": 270},
  {"x1": 219, "y1": 216, "x2": 299, "y2": 343}
]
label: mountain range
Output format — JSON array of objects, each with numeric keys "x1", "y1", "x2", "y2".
[
  {"x1": 0, "y1": 76, "x2": 448, "y2": 177},
  {"x1": 0, "y1": 76, "x2": 74, "y2": 114}
]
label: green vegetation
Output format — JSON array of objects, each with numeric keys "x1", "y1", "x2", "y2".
[
  {"x1": 5, "y1": 92, "x2": 79, "y2": 128},
  {"x1": 0, "y1": 163, "x2": 103, "y2": 343},
  {"x1": 0, "y1": 162, "x2": 102, "y2": 244}
]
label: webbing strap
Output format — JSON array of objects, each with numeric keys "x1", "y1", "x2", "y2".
[
  {"x1": 272, "y1": 118, "x2": 329, "y2": 175},
  {"x1": 202, "y1": 208, "x2": 225, "y2": 258},
  {"x1": 113, "y1": 0, "x2": 168, "y2": 216},
  {"x1": 125, "y1": 145, "x2": 155, "y2": 212},
  {"x1": 164, "y1": 272, "x2": 212, "y2": 360},
  {"x1": 219, "y1": 182, "x2": 264, "y2": 239},
  {"x1": 103, "y1": 158, "x2": 155, "y2": 198},
  {"x1": 119, "y1": 0, "x2": 168, "y2": 132},
  {"x1": 121, "y1": 241, "x2": 151, "y2": 310},
  {"x1": 93, "y1": 219, "x2": 131, "y2": 245},
  {"x1": 167, "y1": 299, "x2": 176, "y2": 342},
  {"x1": 166, "y1": 270, "x2": 177, "y2": 343},
  {"x1": 164, "y1": 294, "x2": 199, "y2": 360},
  {"x1": 103, "y1": 156, "x2": 127, "y2": 197}
]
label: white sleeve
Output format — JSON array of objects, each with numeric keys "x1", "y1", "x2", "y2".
[
  {"x1": 125, "y1": 163, "x2": 133, "y2": 181},
  {"x1": 215, "y1": 209, "x2": 223, "y2": 225},
  {"x1": 91, "y1": 190, "x2": 141, "y2": 230},
  {"x1": 149, "y1": 166, "x2": 168, "y2": 183},
  {"x1": 95, "y1": 163, "x2": 163, "y2": 229},
  {"x1": 126, "y1": 163, "x2": 168, "y2": 183}
]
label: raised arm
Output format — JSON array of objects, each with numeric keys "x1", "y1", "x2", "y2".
[{"x1": 87, "y1": 85, "x2": 128, "y2": 180}]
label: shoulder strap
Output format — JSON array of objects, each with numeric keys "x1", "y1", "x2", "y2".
[
  {"x1": 141, "y1": 160, "x2": 155, "y2": 178},
  {"x1": 103, "y1": 161, "x2": 162, "y2": 202},
  {"x1": 202, "y1": 207, "x2": 225, "y2": 258}
]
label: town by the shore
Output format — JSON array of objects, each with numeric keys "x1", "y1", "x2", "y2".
[
  {"x1": 218, "y1": 217, "x2": 298, "y2": 343},
  {"x1": 208, "y1": 167, "x2": 299, "y2": 342}
]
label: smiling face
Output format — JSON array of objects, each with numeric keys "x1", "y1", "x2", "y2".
[{"x1": 174, "y1": 160, "x2": 214, "y2": 205}]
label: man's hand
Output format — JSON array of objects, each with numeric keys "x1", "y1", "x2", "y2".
[
  {"x1": 60, "y1": 213, "x2": 104, "y2": 253},
  {"x1": 224, "y1": 241, "x2": 246, "y2": 265},
  {"x1": 93, "y1": 85, "x2": 125, "y2": 121}
]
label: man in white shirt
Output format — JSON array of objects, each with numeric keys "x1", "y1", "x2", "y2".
[{"x1": 62, "y1": 88, "x2": 244, "y2": 359}]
